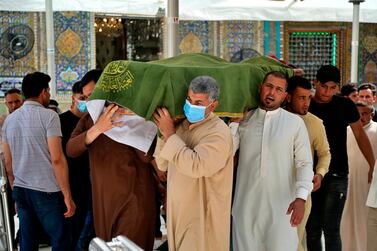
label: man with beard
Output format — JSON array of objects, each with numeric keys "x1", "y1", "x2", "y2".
[{"x1": 232, "y1": 71, "x2": 313, "y2": 251}]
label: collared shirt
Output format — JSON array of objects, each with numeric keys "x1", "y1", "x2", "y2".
[{"x1": 2, "y1": 100, "x2": 62, "y2": 192}]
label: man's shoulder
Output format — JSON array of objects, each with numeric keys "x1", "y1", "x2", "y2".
[
  {"x1": 210, "y1": 114, "x2": 231, "y2": 131},
  {"x1": 281, "y1": 108, "x2": 303, "y2": 122},
  {"x1": 302, "y1": 112, "x2": 323, "y2": 125},
  {"x1": 59, "y1": 110, "x2": 74, "y2": 120},
  {"x1": 333, "y1": 94, "x2": 350, "y2": 102}
]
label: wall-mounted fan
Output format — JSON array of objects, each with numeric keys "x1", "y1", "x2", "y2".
[
  {"x1": 0, "y1": 24, "x2": 35, "y2": 61},
  {"x1": 230, "y1": 48, "x2": 261, "y2": 63}
]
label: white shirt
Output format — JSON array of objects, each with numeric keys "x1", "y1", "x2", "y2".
[
  {"x1": 366, "y1": 122, "x2": 377, "y2": 208},
  {"x1": 232, "y1": 107, "x2": 313, "y2": 250}
]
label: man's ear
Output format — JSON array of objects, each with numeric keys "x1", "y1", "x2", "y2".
[
  {"x1": 210, "y1": 100, "x2": 219, "y2": 112},
  {"x1": 286, "y1": 93, "x2": 292, "y2": 103}
]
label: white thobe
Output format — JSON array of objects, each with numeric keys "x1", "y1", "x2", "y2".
[
  {"x1": 341, "y1": 121, "x2": 377, "y2": 251},
  {"x1": 232, "y1": 108, "x2": 313, "y2": 251}
]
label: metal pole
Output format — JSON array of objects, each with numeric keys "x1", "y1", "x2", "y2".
[
  {"x1": 46, "y1": 0, "x2": 56, "y2": 98},
  {"x1": 0, "y1": 159, "x2": 13, "y2": 251},
  {"x1": 349, "y1": 0, "x2": 364, "y2": 84},
  {"x1": 167, "y1": 0, "x2": 179, "y2": 57}
]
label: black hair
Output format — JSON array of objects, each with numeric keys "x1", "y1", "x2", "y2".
[
  {"x1": 358, "y1": 83, "x2": 376, "y2": 96},
  {"x1": 72, "y1": 81, "x2": 82, "y2": 94},
  {"x1": 49, "y1": 99, "x2": 59, "y2": 107},
  {"x1": 4, "y1": 88, "x2": 21, "y2": 97},
  {"x1": 341, "y1": 83, "x2": 358, "y2": 96},
  {"x1": 262, "y1": 71, "x2": 288, "y2": 89},
  {"x1": 80, "y1": 69, "x2": 103, "y2": 88},
  {"x1": 287, "y1": 76, "x2": 312, "y2": 94},
  {"x1": 316, "y1": 65, "x2": 340, "y2": 84},
  {"x1": 22, "y1": 72, "x2": 50, "y2": 99}
]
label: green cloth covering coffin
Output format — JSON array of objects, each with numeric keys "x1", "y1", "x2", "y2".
[{"x1": 91, "y1": 53, "x2": 294, "y2": 120}]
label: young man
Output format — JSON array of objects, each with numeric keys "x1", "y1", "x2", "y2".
[
  {"x1": 286, "y1": 76, "x2": 331, "y2": 251},
  {"x1": 306, "y1": 65, "x2": 375, "y2": 251},
  {"x1": 232, "y1": 71, "x2": 313, "y2": 251},
  {"x1": 59, "y1": 81, "x2": 92, "y2": 250},
  {"x1": 340, "y1": 83, "x2": 359, "y2": 103},
  {"x1": 2, "y1": 72, "x2": 75, "y2": 250},
  {"x1": 153, "y1": 76, "x2": 234, "y2": 251}
]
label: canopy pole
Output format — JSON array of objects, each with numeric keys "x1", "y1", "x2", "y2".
[
  {"x1": 349, "y1": 0, "x2": 364, "y2": 84},
  {"x1": 167, "y1": 0, "x2": 179, "y2": 57},
  {"x1": 46, "y1": 0, "x2": 56, "y2": 98}
]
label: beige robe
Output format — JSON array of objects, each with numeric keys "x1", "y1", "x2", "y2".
[
  {"x1": 154, "y1": 113, "x2": 233, "y2": 251},
  {"x1": 341, "y1": 121, "x2": 377, "y2": 251}
]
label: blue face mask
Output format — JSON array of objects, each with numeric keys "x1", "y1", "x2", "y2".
[
  {"x1": 77, "y1": 100, "x2": 88, "y2": 113},
  {"x1": 183, "y1": 99, "x2": 208, "y2": 123}
]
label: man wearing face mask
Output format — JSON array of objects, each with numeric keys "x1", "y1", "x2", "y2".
[
  {"x1": 153, "y1": 76, "x2": 234, "y2": 251},
  {"x1": 59, "y1": 80, "x2": 92, "y2": 250},
  {"x1": 63, "y1": 69, "x2": 102, "y2": 250}
]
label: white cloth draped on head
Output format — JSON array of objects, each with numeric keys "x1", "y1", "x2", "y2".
[{"x1": 87, "y1": 99, "x2": 157, "y2": 153}]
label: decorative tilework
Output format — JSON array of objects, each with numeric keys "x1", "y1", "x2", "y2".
[
  {"x1": 221, "y1": 20, "x2": 259, "y2": 62},
  {"x1": 54, "y1": 11, "x2": 92, "y2": 94},
  {"x1": 359, "y1": 23, "x2": 377, "y2": 83},
  {"x1": 179, "y1": 21, "x2": 210, "y2": 54},
  {"x1": 0, "y1": 12, "x2": 38, "y2": 77}
]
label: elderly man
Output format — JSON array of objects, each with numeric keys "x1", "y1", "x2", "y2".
[
  {"x1": 358, "y1": 83, "x2": 377, "y2": 121},
  {"x1": 285, "y1": 76, "x2": 331, "y2": 251},
  {"x1": 153, "y1": 76, "x2": 234, "y2": 251},
  {"x1": 341, "y1": 102, "x2": 377, "y2": 251},
  {"x1": 232, "y1": 71, "x2": 313, "y2": 251},
  {"x1": 0, "y1": 88, "x2": 23, "y2": 247}
]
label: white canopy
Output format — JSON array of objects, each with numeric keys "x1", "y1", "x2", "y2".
[
  {"x1": 1, "y1": 0, "x2": 376, "y2": 23},
  {"x1": 180, "y1": 0, "x2": 377, "y2": 23},
  {"x1": 0, "y1": 0, "x2": 166, "y2": 17}
]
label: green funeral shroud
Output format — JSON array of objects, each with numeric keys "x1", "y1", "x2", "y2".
[{"x1": 90, "y1": 53, "x2": 294, "y2": 120}]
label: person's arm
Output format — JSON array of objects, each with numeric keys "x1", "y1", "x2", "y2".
[
  {"x1": 153, "y1": 136, "x2": 169, "y2": 172},
  {"x1": 153, "y1": 107, "x2": 232, "y2": 178},
  {"x1": 2, "y1": 142, "x2": 13, "y2": 188},
  {"x1": 67, "y1": 104, "x2": 123, "y2": 158},
  {"x1": 312, "y1": 121, "x2": 331, "y2": 191},
  {"x1": 350, "y1": 120, "x2": 376, "y2": 182},
  {"x1": 85, "y1": 104, "x2": 122, "y2": 145},
  {"x1": 288, "y1": 120, "x2": 313, "y2": 227},
  {"x1": 47, "y1": 136, "x2": 75, "y2": 218}
]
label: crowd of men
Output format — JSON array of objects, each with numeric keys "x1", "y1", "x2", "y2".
[{"x1": 1, "y1": 64, "x2": 377, "y2": 251}]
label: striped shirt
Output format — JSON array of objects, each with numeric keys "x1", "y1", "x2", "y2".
[{"x1": 2, "y1": 101, "x2": 62, "y2": 192}]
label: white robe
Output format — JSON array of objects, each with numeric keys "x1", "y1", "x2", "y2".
[
  {"x1": 232, "y1": 108, "x2": 313, "y2": 251},
  {"x1": 341, "y1": 121, "x2": 377, "y2": 251}
]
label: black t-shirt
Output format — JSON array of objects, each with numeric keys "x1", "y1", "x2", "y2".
[
  {"x1": 59, "y1": 110, "x2": 91, "y2": 204},
  {"x1": 309, "y1": 95, "x2": 360, "y2": 176}
]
